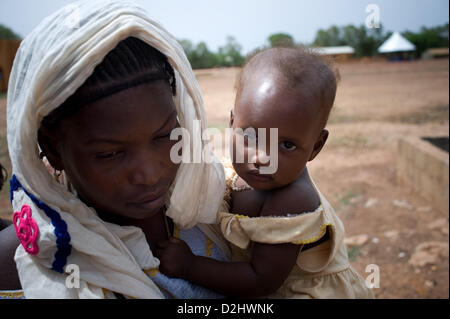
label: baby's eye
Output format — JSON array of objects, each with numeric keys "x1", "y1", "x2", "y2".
[
  {"x1": 95, "y1": 150, "x2": 123, "y2": 159},
  {"x1": 280, "y1": 141, "x2": 296, "y2": 151}
]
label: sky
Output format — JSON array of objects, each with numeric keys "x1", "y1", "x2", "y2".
[{"x1": 0, "y1": 0, "x2": 448, "y2": 54}]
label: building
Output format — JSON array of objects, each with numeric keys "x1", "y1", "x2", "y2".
[
  {"x1": 422, "y1": 48, "x2": 449, "y2": 60},
  {"x1": 312, "y1": 46, "x2": 355, "y2": 61},
  {"x1": 378, "y1": 32, "x2": 416, "y2": 60}
]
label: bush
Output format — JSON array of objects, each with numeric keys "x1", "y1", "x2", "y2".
[
  {"x1": 0, "y1": 24, "x2": 21, "y2": 40},
  {"x1": 403, "y1": 23, "x2": 449, "y2": 57},
  {"x1": 313, "y1": 24, "x2": 388, "y2": 57},
  {"x1": 179, "y1": 36, "x2": 245, "y2": 69}
]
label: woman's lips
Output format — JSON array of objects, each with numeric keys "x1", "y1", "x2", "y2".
[{"x1": 127, "y1": 190, "x2": 167, "y2": 210}]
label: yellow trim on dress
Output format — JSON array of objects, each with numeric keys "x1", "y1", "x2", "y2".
[
  {"x1": 293, "y1": 223, "x2": 332, "y2": 245},
  {"x1": 173, "y1": 225, "x2": 180, "y2": 238},
  {"x1": 205, "y1": 237, "x2": 213, "y2": 256},
  {"x1": 144, "y1": 268, "x2": 159, "y2": 277},
  {"x1": 221, "y1": 205, "x2": 331, "y2": 246}
]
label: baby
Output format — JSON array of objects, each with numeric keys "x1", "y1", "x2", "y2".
[{"x1": 156, "y1": 47, "x2": 374, "y2": 298}]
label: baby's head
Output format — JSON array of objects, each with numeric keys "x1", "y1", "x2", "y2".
[
  {"x1": 231, "y1": 47, "x2": 338, "y2": 190},
  {"x1": 38, "y1": 37, "x2": 180, "y2": 220}
]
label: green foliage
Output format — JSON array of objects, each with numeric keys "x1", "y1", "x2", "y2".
[
  {"x1": 268, "y1": 33, "x2": 294, "y2": 47},
  {"x1": 178, "y1": 36, "x2": 245, "y2": 69},
  {"x1": 403, "y1": 23, "x2": 449, "y2": 57},
  {"x1": 0, "y1": 24, "x2": 21, "y2": 40},
  {"x1": 314, "y1": 26, "x2": 346, "y2": 47},
  {"x1": 347, "y1": 246, "x2": 361, "y2": 261},
  {"x1": 217, "y1": 36, "x2": 245, "y2": 67},
  {"x1": 313, "y1": 24, "x2": 388, "y2": 57},
  {"x1": 313, "y1": 22, "x2": 449, "y2": 58}
]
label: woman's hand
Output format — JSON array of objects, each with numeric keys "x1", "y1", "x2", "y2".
[{"x1": 155, "y1": 237, "x2": 194, "y2": 279}]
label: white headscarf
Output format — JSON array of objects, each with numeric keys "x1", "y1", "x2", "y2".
[{"x1": 7, "y1": 0, "x2": 225, "y2": 298}]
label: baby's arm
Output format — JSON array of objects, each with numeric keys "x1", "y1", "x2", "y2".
[
  {"x1": 155, "y1": 236, "x2": 300, "y2": 298},
  {"x1": 156, "y1": 173, "x2": 323, "y2": 297},
  {"x1": 0, "y1": 224, "x2": 22, "y2": 290}
]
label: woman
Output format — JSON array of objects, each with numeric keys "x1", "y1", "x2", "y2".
[{"x1": 0, "y1": 0, "x2": 229, "y2": 298}]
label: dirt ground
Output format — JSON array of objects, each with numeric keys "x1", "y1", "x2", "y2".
[{"x1": 0, "y1": 58, "x2": 448, "y2": 298}]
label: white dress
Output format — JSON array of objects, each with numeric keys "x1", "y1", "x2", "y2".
[{"x1": 219, "y1": 160, "x2": 375, "y2": 299}]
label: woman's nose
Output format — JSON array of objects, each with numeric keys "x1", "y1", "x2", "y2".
[{"x1": 128, "y1": 153, "x2": 160, "y2": 186}]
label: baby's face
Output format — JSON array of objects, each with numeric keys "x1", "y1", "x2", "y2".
[
  {"x1": 231, "y1": 70, "x2": 324, "y2": 190},
  {"x1": 50, "y1": 80, "x2": 180, "y2": 220}
]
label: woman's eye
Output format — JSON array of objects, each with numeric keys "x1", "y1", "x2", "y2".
[
  {"x1": 156, "y1": 123, "x2": 179, "y2": 141},
  {"x1": 280, "y1": 141, "x2": 296, "y2": 151},
  {"x1": 95, "y1": 150, "x2": 123, "y2": 159},
  {"x1": 155, "y1": 132, "x2": 171, "y2": 140}
]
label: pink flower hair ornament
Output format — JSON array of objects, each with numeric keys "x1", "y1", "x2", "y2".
[{"x1": 13, "y1": 204, "x2": 40, "y2": 255}]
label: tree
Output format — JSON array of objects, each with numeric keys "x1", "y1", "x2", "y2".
[
  {"x1": 342, "y1": 24, "x2": 387, "y2": 56},
  {"x1": 268, "y1": 33, "x2": 294, "y2": 47},
  {"x1": 178, "y1": 36, "x2": 245, "y2": 69},
  {"x1": 0, "y1": 24, "x2": 21, "y2": 40},
  {"x1": 313, "y1": 26, "x2": 344, "y2": 47},
  {"x1": 190, "y1": 42, "x2": 218, "y2": 69},
  {"x1": 313, "y1": 24, "x2": 388, "y2": 57},
  {"x1": 178, "y1": 39, "x2": 217, "y2": 69},
  {"x1": 178, "y1": 39, "x2": 194, "y2": 57},
  {"x1": 403, "y1": 23, "x2": 449, "y2": 57},
  {"x1": 217, "y1": 36, "x2": 244, "y2": 67}
]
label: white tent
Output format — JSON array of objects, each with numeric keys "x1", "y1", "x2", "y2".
[{"x1": 378, "y1": 32, "x2": 416, "y2": 53}]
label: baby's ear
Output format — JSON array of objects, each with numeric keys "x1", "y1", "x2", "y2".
[
  {"x1": 229, "y1": 109, "x2": 235, "y2": 127},
  {"x1": 37, "y1": 126, "x2": 64, "y2": 171},
  {"x1": 308, "y1": 129, "x2": 329, "y2": 162}
]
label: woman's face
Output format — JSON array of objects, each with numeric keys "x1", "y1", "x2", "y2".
[{"x1": 44, "y1": 80, "x2": 180, "y2": 220}]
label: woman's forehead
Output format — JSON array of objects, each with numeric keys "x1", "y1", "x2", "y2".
[{"x1": 61, "y1": 81, "x2": 176, "y2": 137}]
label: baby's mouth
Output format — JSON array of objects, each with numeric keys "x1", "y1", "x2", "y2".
[{"x1": 246, "y1": 169, "x2": 273, "y2": 182}]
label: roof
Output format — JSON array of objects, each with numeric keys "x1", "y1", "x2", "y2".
[
  {"x1": 313, "y1": 46, "x2": 355, "y2": 55},
  {"x1": 378, "y1": 32, "x2": 416, "y2": 53}
]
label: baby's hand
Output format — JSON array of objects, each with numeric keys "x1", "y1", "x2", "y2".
[{"x1": 155, "y1": 237, "x2": 194, "y2": 279}]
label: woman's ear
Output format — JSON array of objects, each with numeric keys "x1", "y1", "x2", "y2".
[
  {"x1": 229, "y1": 109, "x2": 234, "y2": 128},
  {"x1": 37, "y1": 126, "x2": 64, "y2": 171},
  {"x1": 308, "y1": 129, "x2": 329, "y2": 162}
]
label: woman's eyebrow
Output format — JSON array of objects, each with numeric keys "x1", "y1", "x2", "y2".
[
  {"x1": 85, "y1": 110, "x2": 177, "y2": 145},
  {"x1": 156, "y1": 109, "x2": 177, "y2": 132},
  {"x1": 85, "y1": 138, "x2": 125, "y2": 145}
]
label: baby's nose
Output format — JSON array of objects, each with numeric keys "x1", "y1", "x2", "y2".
[{"x1": 253, "y1": 149, "x2": 270, "y2": 167}]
